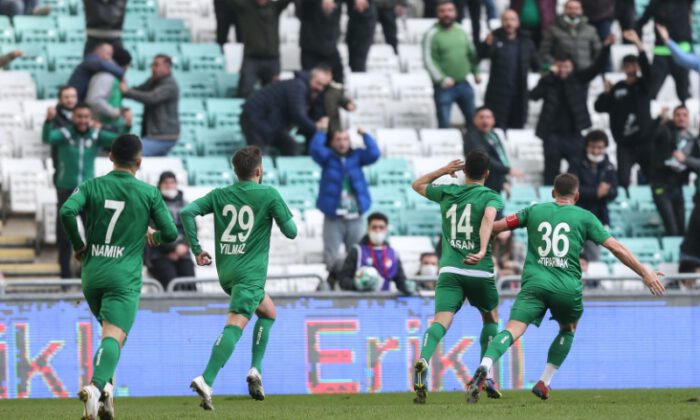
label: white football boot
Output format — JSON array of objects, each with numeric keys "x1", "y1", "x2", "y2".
[
  {"x1": 78, "y1": 384, "x2": 101, "y2": 420},
  {"x1": 246, "y1": 367, "x2": 265, "y2": 401},
  {"x1": 98, "y1": 382, "x2": 115, "y2": 420},
  {"x1": 190, "y1": 375, "x2": 214, "y2": 411}
]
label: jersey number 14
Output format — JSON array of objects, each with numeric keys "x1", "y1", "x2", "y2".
[{"x1": 446, "y1": 204, "x2": 473, "y2": 240}]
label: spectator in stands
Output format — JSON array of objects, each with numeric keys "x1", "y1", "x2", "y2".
[
  {"x1": 492, "y1": 230, "x2": 525, "y2": 288},
  {"x1": 539, "y1": 0, "x2": 601, "y2": 70},
  {"x1": 214, "y1": 0, "x2": 242, "y2": 49},
  {"x1": 324, "y1": 81, "x2": 355, "y2": 135},
  {"x1": 648, "y1": 105, "x2": 696, "y2": 236},
  {"x1": 530, "y1": 36, "x2": 613, "y2": 185},
  {"x1": 580, "y1": 0, "x2": 614, "y2": 42},
  {"x1": 83, "y1": 0, "x2": 127, "y2": 55},
  {"x1": 68, "y1": 43, "x2": 126, "y2": 102},
  {"x1": 122, "y1": 55, "x2": 180, "y2": 157},
  {"x1": 0, "y1": 49, "x2": 21, "y2": 68},
  {"x1": 464, "y1": 107, "x2": 523, "y2": 193},
  {"x1": 509, "y1": 0, "x2": 557, "y2": 48},
  {"x1": 635, "y1": 1, "x2": 693, "y2": 102},
  {"x1": 423, "y1": 0, "x2": 481, "y2": 129},
  {"x1": 346, "y1": 0, "x2": 377, "y2": 73},
  {"x1": 570, "y1": 130, "x2": 618, "y2": 261},
  {"x1": 232, "y1": 0, "x2": 292, "y2": 99},
  {"x1": 594, "y1": 30, "x2": 652, "y2": 188},
  {"x1": 680, "y1": 196, "x2": 700, "y2": 289},
  {"x1": 85, "y1": 47, "x2": 133, "y2": 135},
  {"x1": 147, "y1": 172, "x2": 195, "y2": 290},
  {"x1": 424, "y1": 0, "x2": 486, "y2": 49},
  {"x1": 46, "y1": 86, "x2": 79, "y2": 184},
  {"x1": 376, "y1": 0, "x2": 405, "y2": 55},
  {"x1": 42, "y1": 103, "x2": 120, "y2": 278},
  {"x1": 481, "y1": 9, "x2": 540, "y2": 129},
  {"x1": 615, "y1": 0, "x2": 636, "y2": 31},
  {"x1": 0, "y1": 0, "x2": 49, "y2": 20},
  {"x1": 338, "y1": 212, "x2": 411, "y2": 293},
  {"x1": 415, "y1": 252, "x2": 438, "y2": 290},
  {"x1": 241, "y1": 67, "x2": 332, "y2": 156},
  {"x1": 297, "y1": 0, "x2": 344, "y2": 82},
  {"x1": 310, "y1": 128, "x2": 380, "y2": 286},
  {"x1": 656, "y1": 24, "x2": 700, "y2": 100}
]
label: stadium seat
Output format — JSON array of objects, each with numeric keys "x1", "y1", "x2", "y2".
[
  {"x1": 185, "y1": 156, "x2": 233, "y2": 186},
  {"x1": 214, "y1": 72, "x2": 240, "y2": 98},
  {"x1": 122, "y1": 15, "x2": 150, "y2": 43},
  {"x1": 138, "y1": 157, "x2": 188, "y2": 186},
  {"x1": 176, "y1": 72, "x2": 218, "y2": 98},
  {"x1": 661, "y1": 236, "x2": 683, "y2": 262},
  {"x1": 47, "y1": 42, "x2": 83, "y2": 72},
  {"x1": 401, "y1": 209, "x2": 441, "y2": 236},
  {"x1": 35, "y1": 186, "x2": 57, "y2": 245},
  {"x1": 0, "y1": 100, "x2": 26, "y2": 129},
  {"x1": 344, "y1": 100, "x2": 387, "y2": 129},
  {"x1": 627, "y1": 185, "x2": 653, "y2": 206},
  {"x1": 180, "y1": 43, "x2": 224, "y2": 71},
  {"x1": 278, "y1": 157, "x2": 321, "y2": 186},
  {"x1": 397, "y1": 44, "x2": 424, "y2": 73},
  {"x1": 11, "y1": 129, "x2": 48, "y2": 159},
  {"x1": 13, "y1": 16, "x2": 59, "y2": 44},
  {"x1": 366, "y1": 44, "x2": 400, "y2": 73},
  {"x1": 508, "y1": 185, "x2": 539, "y2": 207},
  {"x1": 404, "y1": 19, "x2": 437, "y2": 43},
  {"x1": 260, "y1": 156, "x2": 279, "y2": 185},
  {"x1": 277, "y1": 185, "x2": 316, "y2": 212},
  {"x1": 223, "y1": 42, "x2": 243, "y2": 73},
  {"x1": 367, "y1": 158, "x2": 414, "y2": 186},
  {"x1": 419, "y1": 128, "x2": 462, "y2": 157},
  {"x1": 126, "y1": 0, "x2": 159, "y2": 17},
  {"x1": 149, "y1": 18, "x2": 191, "y2": 43},
  {"x1": 57, "y1": 16, "x2": 86, "y2": 43},
  {"x1": 389, "y1": 101, "x2": 436, "y2": 129},
  {"x1": 179, "y1": 98, "x2": 208, "y2": 129},
  {"x1": 370, "y1": 185, "x2": 407, "y2": 210},
  {"x1": 135, "y1": 43, "x2": 181, "y2": 70},
  {"x1": 205, "y1": 98, "x2": 244, "y2": 127},
  {"x1": 2, "y1": 44, "x2": 48, "y2": 73},
  {"x1": 346, "y1": 73, "x2": 393, "y2": 101},
  {"x1": 390, "y1": 72, "x2": 432, "y2": 101},
  {"x1": 280, "y1": 42, "x2": 301, "y2": 71},
  {"x1": 168, "y1": 140, "x2": 199, "y2": 158},
  {"x1": 390, "y1": 235, "x2": 435, "y2": 276},
  {"x1": 376, "y1": 128, "x2": 421, "y2": 158},
  {"x1": 0, "y1": 16, "x2": 14, "y2": 44},
  {"x1": 195, "y1": 126, "x2": 245, "y2": 156},
  {"x1": 302, "y1": 208, "x2": 324, "y2": 238}
]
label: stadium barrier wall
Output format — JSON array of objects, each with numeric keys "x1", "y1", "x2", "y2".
[{"x1": 0, "y1": 290, "x2": 698, "y2": 399}]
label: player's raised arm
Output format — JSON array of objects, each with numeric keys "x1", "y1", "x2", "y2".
[
  {"x1": 465, "y1": 206, "x2": 497, "y2": 265},
  {"x1": 59, "y1": 184, "x2": 88, "y2": 258},
  {"x1": 602, "y1": 237, "x2": 666, "y2": 296},
  {"x1": 148, "y1": 190, "x2": 178, "y2": 247},
  {"x1": 411, "y1": 159, "x2": 464, "y2": 197},
  {"x1": 180, "y1": 194, "x2": 214, "y2": 266}
]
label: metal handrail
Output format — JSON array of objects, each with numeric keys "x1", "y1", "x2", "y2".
[
  {"x1": 0, "y1": 278, "x2": 164, "y2": 295},
  {"x1": 166, "y1": 273, "x2": 327, "y2": 292}
]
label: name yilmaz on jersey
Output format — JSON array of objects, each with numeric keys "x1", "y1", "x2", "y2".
[
  {"x1": 91, "y1": 244, "x2": 125, "y2": 258},
  {"x1": 220, "y1": 243, "x2": 246, "y2": 255},
  {"x1": 538, "y1": 257, "x2": 569, "y2": 268}
]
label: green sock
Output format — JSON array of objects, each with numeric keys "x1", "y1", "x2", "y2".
[
  {"x1": 251, "y1": 318, "x2": 275, "y2": 373},
  {"x1": 546, "y1": 331, "x2": 574, "y2": 367},
  {"x1": 202, "y1": 325, "x2": 242, "y2": 386},
  {"x1": 419, "y1": 323, "x2": 446, "y2": 361},
  {"x1": 483, "y1": 330, "x2": 513, "y2": 363},
  {"x1": 480, "y1": 322, "x2": 499, "y2": 360},
  {"x1": 91, "y1": 337, "x2": 121, "y2": 391}
]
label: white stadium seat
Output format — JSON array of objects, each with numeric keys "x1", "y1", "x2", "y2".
[
  {"x1": 390, "y1": 72, "x2": 432, "y2": 101},
  {"x1": 223, "y1": 42, "x2": 244, "y2": 73},
  {"x1": 419, "y1": 128, "x2": 462, "y2": 157},
  {"x1": 377, "y1": 128, "x2": 421, "y2": 158}
]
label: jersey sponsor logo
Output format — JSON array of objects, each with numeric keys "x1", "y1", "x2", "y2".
[
  {"x1": 220, "y1": 242, "x2": 246, "y2": 255},
  {"x1": 449, "y1": 239, "x2": 475, "y2": 250},
  {"x1": 90, "y1": 244, "x2": 125, "y2": 258},
  {"x1": 537, "y1": 256, "x2": 569, "y2": 269}
]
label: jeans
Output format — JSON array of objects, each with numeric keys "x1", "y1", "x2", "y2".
[
  {"x1": 433, "y1": 81, "x2": 475, "y2": 128},
  {"x1": 237, "y1": 57, "x2": 281, "y2": 99},
  {"x1": 301, "y1": 48, "x2": 344, "y2": 83},
  {"x1": 650, "y1": 55, "x2": 690, "y2": 101},
  {"x1": 323, "y1": 216, "x2": 364, "y2": 273},
  {"x1": 592, "y1": 20, "x2": 613, "y2": 71},
  {"x1": 483, "y1": 0, "x2": 496, "y2": 20},
  {"x1": 542, "y1": 133, "x2": 584, "y2": 185},
  {"x1": 142, "y1": 138, "x2": 177, "y2": 157},
  {"x1": 652, "y1": 185, "x2": 686, "y2": 236}
]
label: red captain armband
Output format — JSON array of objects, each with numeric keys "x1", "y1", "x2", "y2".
[{"x1": 505, "y1": 214, "x2": 520, "y2": 230}]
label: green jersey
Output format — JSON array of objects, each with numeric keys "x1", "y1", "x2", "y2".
[
  {"x1": 180, "y1": 181, "x2": 294, "y2": 287},
  {"x1": 59, "y1": 170, "x2": 179, "y2": 289},
  {"x1": 426, "y1": 183, "x2": 504, "y2": 276},
  {"x1": 513, "y1": 202, "x2": 611, "y2": 293}
]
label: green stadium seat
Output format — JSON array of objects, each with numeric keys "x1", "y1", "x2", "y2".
[
  {"x1": 57, "y1": 16, "x2": 85, "y2": 43},
  {"x1": 14, "y1": 16, "x2": 59, "y2": 44},
  {"x1": 149, "y1": 18, "x2": 191, "y2": 43},
  {"x1": 185, "y1": 156, "x2": 233, "y2": 186},
  {"x1": 4, "y1": 44, "x2": 48, "y2": 72},
  {"x1": 33, "y1": 70, "x2": 70, "y2": 98},
  {"x1": 370, "y1": 186, "x2": 407, "y2": 210},
  {"x1": 602, "y1": 237, "x2": 662, "y2": 267},
  {"x1": 626, "y1": 210, "x2": 664, "y2": 238},
  {"x1": 167, "y1": 140, "x2": 198, "y2": 158},
  {"x1": 47, "y1": 42, "x2": 83, "y2": 72},
  {"x1": 178, "y1": 98, "x2": 207, "y2": 129},
  {"x1": 180, "y1": 43, "x2": 223, "y2": 71},
  {"x1": 0, "y1": 16, "x2": 14, "y2": 44},
  {"x1": 607, "y1": 207, "x2": 630, "y2": 237},
  {"x1": 195, "y1": 126, "x2": 244, "y2": 156},
  {"x1": 683, "y1": 185, "x2": 695, "y2": 204},
  {"x1": 627, "y1": 185, "x2": 653, "y2": 206},
  {"x1": 509, "y1": 185, "x2": 538, "y2": 206},
  {"x1": 367, "y1": 158, "x2": 413, "y2": 186},
  {"x1": 125, "y1": 69, "x2": 151, "y2": 86},
  {"x1": 402, "y1": 209, "x2": 441, "y2": 237},
  {"x1": 214, "y1": 72, "x2": 240, "y2": 97},
  {"x1": 261, "y1": 156, "x2": 279, "y2": 185},
  {"x1": 278, "y1": 185, "x2": 316, "y2": 211},
  {"x1": 135, "y1": 43, "x2": 181, "y2": 70},
  {"x1": 277, "y1": 157, "x2": 321, "y2": 186},
  {"x1": 42, "y1": 0, "x2": 71, "y2": 15},
  {"x1": 126, "y1": 0, "x2": 158, "y2": 17},
  {"x1": 661, "y1": 236, "x2": 683, "y2": 262},
  {"x1": 176, "y1": 72, "x2": 218, "y2": 98},
  {"x1": 122, "y1": 16, "x2": 150, "y2": 43},
  {"x1": 405, "y1": 190, "x2": 440, "y2": 210},
  {"x1": 205, "y1": 98, "x2": 244, "y2": 127}
]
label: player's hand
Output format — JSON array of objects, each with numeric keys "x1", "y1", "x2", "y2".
[
  {"x1": 643, "y1": 271, "x2": 666, "y2": 296},
  {"x1": 597, "y1": 182, "x2": 611, "y2": 198},
  {"x1": 441, "y1": 77, "x2": 455, "y2": 89},
  {"x1": 603, "y1": 78, "x2": 613, "y2": 92},
  {"x1": 146, "y1": 227, "x2": 159, "y2": 247},
  {"x1": 345, "y1": 101, "x2": 356, "y2": 112},
  {"x1": 120, "y1": 79, "x2": 128, "y2": 93},
  {"x1": 11, "y1": 49, "x2": 22, "y2": 59},
  {"x1": 196, "y1": 251, "x2": 213, "y2": 266},
  {"x1": 46, "y1": 106, "x2": 57, "y2": 121},
  {"x1": 656, "y1": 24, "x2": 670, "y2": 43},
  {"x1": 443, "y1": 159, "x2": 465, "y2": 177},
  {"x1": 509, "y1": 168, "x2": 525, "y2": 179},
  {"x1": 484, "y1": 32, "x2": 494, "y2": 46},
  {"x1": 74, "y1": 246, "x2": 87, "y2": 262},
  {"x1": 464, "y1": 251, "x2": 486, "y2": 265},
  {"x1": 122, "y1": 108, "x2": 133, "y2": 125}
]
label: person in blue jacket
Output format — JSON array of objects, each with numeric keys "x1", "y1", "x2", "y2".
[{"x1": 310, "y1": 128, "x2": 381, "y2": 286}]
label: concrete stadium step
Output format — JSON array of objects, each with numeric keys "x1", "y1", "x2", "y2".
[
  {"x1": 0, "y1": 248, "x2": 35, "y2": 263},
  {"x1": 0, "y1": 262, "x2": 60, "y2": 277},
  {"x1": 0, "y1": 236, "x2": 33, "y2": 248}
]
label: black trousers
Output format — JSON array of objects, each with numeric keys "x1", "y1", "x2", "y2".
[
  {"x1": 237, "y1": 57, "x2": 281, "y2": 99},
  {"x1": 650, "y1": 55, "x2": 690, "y2": 101},
  {"x1": 377, "y1": 6, "x2": 398, "y2": 54},
  {"x1": 301, "y1": 48, "x2": 344, "y2": 83},
  {"x1": 84, "y1": 36, "x2": 124, "y2": 56},
  {"x1": 653, "y1": 185, "x2": 686, "y2": 236},
  {"x1": 615, "y1": 0, "x2": 636, "y2": 31},
  {"x1": 213, "y1": 0, "x2": 241, "y2": 47},
  {"x1": 241, "y1": 111, "x2": 300, "y2": 156},
  {"x1": 494, "y1": 93, "x2": 526, "y2": 129},
  {"x1": 56, "y1": 187, "x2": 84, "y2": 278},
  {"x1": 346, "y1": 16, "x2": 376, "y2": 72},
  {"x1": 148, "y1": 255, "x2": 195, "y2": 291},
  {"x1": 616, "y1": 142, "x2": 651, "y2": 188},
  {"x1": 543, "y1": 133, "x2": 584, "y2": 185}
]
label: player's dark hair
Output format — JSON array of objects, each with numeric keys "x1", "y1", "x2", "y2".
[
  {"x1": 158, "y1": 171, "x2": 177, "y2": 187},
  {"x1": 154, "y1": 54, "x2": 173, "y2": 67},
  {"x1": 674, "y1": 104, "x2": 688, "y2": 114},
  {"x1": 73, "y1": 103, "x2": 92, "y2": 113},
  {"x1": 465, "y1": 149, "x2": 490, "y2": 180},
  {"x1": 111, "y1": 134, "x2": 142, "y2": 167},
  {"x1": 113, "y1": 46, "x2": 132, "y2": 67},
  {"x1": 554, "y1": 50, "x2": 574, "y2": 63},
  {"x1": 474, "y1": 106, "x2": 493, "y2": 116},
  {"x1": 584, "y1": 129, "x2": 608, "y2": 147},
  {"x1": 58, "y1": 85, "x2": 75, "y2": 99},
  {"x1": 367, "y1": 212, "x2": 388, "y2": 226},
  {"x1": 622, "y1": 54, "x2": 638, "y2": 66},
  {"x1": 232, "y1": 146, "x2": 262, "y2": 180},
  {"x1": 554, "y1": 173, "x2": 579, "y2": 197}
]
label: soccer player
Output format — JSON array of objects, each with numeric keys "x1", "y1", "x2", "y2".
[
  {"x1": 467, "y1": 173, "x2": 666, "y2": 402},
  {"x1": 181, "y1": 146, "x2": 297, "y2": 410},
  {"x1": 410, "y1": 150, "x2": 505, "y2": 404},
  {"x1": 59, "y1": 134, "x2": 178, "y2": 419}
]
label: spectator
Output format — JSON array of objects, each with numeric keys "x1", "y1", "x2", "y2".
[
  {"x1": 346, "y1": 0, "x2": 377, "y2": 72},
  {"x1": 510, "y1": 0, "x2": 557, "y2": 48},
  {"x1": 231, "y1": 0, "x2": 292, "y2": 99},
  {"x1": 580, "y1": 0, "x2": 614, "y2": 42},
  {"x1": 648, "y1": 105, "x2": 695, "y2": 236},
  {"x1": 0, "y1": 0, "x2": 50, "y2": 20},
  {"x1": 241, "y1": 67, "x2": 332, "y2": 156},
  {"x1": 423, "y1": 0, "x2": 486, "y2": 49},
  {"x1": 83, "y1": 0, "x2": 127, "y2": 55},
  {"x1": 570, "y1": 130, "x2": 618, "y2": 261},
  {"x1": 415, "y1": 252, "x2": 438, "y2": 290},
  {"x1": 464, "y1": 106, "x2": 523, "y2": 193},
  {"x1": 423, "y1": 0, "x2": 481, "y2": 129},
  {"x1": 338, "y1": 212, "x2": 410, "y2": 293},
  {"x1": 615, "y1": 0, "x2": 636, "y2": 31},
  {"x1": 539, "y1": 0, "x2": 601, "y2": 70},
  {"x1": 323, "y1": 81, "x2": 355, "y2": 135},
  {"x1": 68, "y1": 43, "x2": 126, "y2": 102},
  {"x1": 594, "y1": 30, "x2": 652, "y2": 188},
  {"x1": 376, "y1": 0, "x2": 405, "y2": 55},
  {"x1": 635, "y1": 0, "x2": 692, "y2": 102},
  {"x1": 310, "y1": 128, "x2": 380, "y2": 286},
  {"x1": 85, "y1": 47, "x2": 133, "y2": 134},
  {"x1": 214, "y1": 0, "x2": 242, "y2": 49},
  {"x1": 680, "y1": 197, "x2": 700, "y2": 289},
  {"x1": 121, "y1": 55, "x2": 180, "y2": 157},
  {"x1": 297, "y1": 0, "x2": 344, "y2": 82},
  {"x1": 42, "y1": 104, "x2": 119, "y2": 278},
  {"x1": 46, "y1": 86, "x2": 79, "y2": 185},
  {"x1": 147, "y1": 172, "x2": 195, "y2": 290},
  {"x1": 492, "y1": 230, "x2": 525, "y2": 288},
  {"x1": 656, "y1": 24, "x2": 700, "y2": 100},
  {"x1": 0, "y1": 49, "x2": 21, "y2": 68},
  {"x1": 530, "y1": 36, "x2": 613, "y2": 185},
  {"x1": 480, "y1": 9, "x2": 540, "y2": 129}
]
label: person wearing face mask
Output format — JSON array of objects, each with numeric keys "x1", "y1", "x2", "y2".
[
  {"x1": 146, "y1": 172, "x2": 196, "y2": 290},
  {"x1": 338, "y1": 212, "x2": 411, "y2": 294},
  {"x1": 415, "y1": 252, "x2": 439, "y2": 290},
  {"x1": 539, "y1": 0, "x2": 601, "y2": 70},
  {"x1": 310, "y1": 128, "x2": 380, "y2": 288}
]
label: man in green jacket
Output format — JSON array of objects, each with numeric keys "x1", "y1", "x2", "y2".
[
  {"x1": 422, "y1": 0, "x2": 481, "y2": 128},
  {"x1": 43, "y1": 103, "x2": 120, "y2": 278}
]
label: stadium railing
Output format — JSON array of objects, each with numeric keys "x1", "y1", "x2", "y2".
[
  {"x1": 167, "y1": 273, "x2": 329, "y2": 292},
  {"x1": 0, "y1": 278, "x2": 164, "y2": 295}
]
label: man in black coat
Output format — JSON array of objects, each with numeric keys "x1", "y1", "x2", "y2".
[
  {"x1": 297, "y1": 0, "x2": 344, "y2": 82},
  {"x1": 481, "y1": 9, "x2": 540, "y2": 129},
  {"x1": 346, "y1": 0, "x2": 377, "y2": 72},
  {"x1": 530, "y1": 34, "x2": 613, "y2": 185},
  {"x1": 464, "y1": 106, "x2": 524, "y2": 193}
]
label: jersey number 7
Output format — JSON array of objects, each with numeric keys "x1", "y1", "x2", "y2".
[{"x1": 104, "y1": 200, "x2": 125, "y2": 244}]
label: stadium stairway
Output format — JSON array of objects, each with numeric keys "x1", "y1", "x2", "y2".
[{"x1": 0, "y1": 217, "x2": 59, "y2": 279}]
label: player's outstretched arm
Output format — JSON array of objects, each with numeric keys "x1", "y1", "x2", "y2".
[
  {"x1": 411, "y1": 159, "x2": 464, "y2": 197},
  {"x1": 602, "y1": 237, "x2": 666, "y2": 296},
  {"x1": 278, "y1": 218, "x2": 298, "y2": 239},
  {"x1": 59, "y1": 186, "x2": 87, "y2": 259},
  {"x1": 465, "y1": 207, "x2": 497, "y2": 265},
  {"x1": 180, "y1": 200, "x2": 208, "y2": 258}
]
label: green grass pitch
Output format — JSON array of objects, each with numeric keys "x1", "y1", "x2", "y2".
[{"x1": 3, "y1": 389, "x2": 699, "y2": 419}]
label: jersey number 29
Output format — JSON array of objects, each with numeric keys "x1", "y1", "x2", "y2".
[
  {"x1": 446, "y1": 204, "x2": 473, "y2": 240},
  {"x1": 221, "y1": 204, "x2": 255, "y2": 243}
]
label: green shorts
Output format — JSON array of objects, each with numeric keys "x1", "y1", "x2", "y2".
[
  {"x1": 222, "y1": 282, "x2": 265, "y2": 319},
  {"x1": 434, "y1": 272, "x2": 499, "y2": 314},
  {"x1": 83, "y1": 287, "x2": 141, "y2": 334},
  {"x1": 509, "y1": 286, "x2": 583, "y2": 327}
]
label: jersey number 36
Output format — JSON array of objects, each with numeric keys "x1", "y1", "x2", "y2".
[{"x1": 537, "y1": 222, "x2": 570, "y2": 257}]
